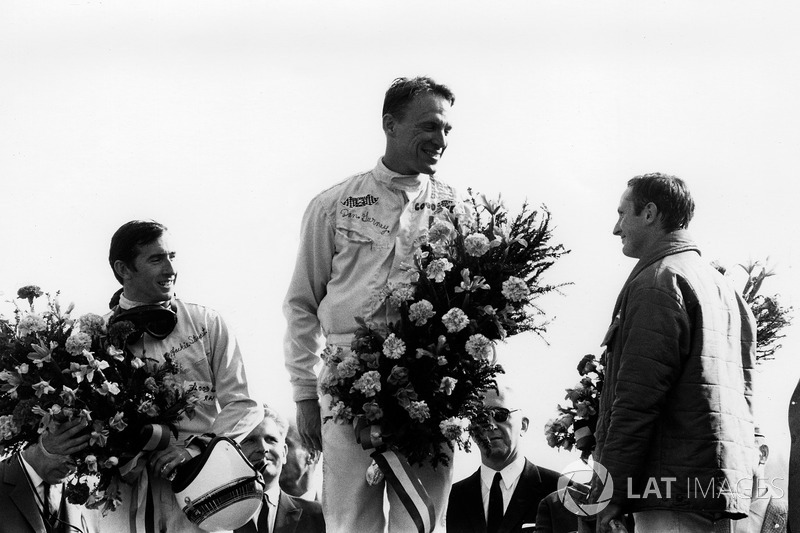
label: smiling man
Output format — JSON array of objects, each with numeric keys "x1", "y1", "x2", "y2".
[
  {"x1": 236, "y1": 406, "x2": 325, "y2": 533},
  {"x1": 592, "y1": 174, "x2": 757, "y2": 532},
  {"x1": 283, "y1": 76, "x2": 458, "y2": 531},
  {"x1": 446, "y1": 377, "x2": 560, "y2": 533},
  {"x1": 95, "y1": 219, "x2": 262, "y2": 533}
]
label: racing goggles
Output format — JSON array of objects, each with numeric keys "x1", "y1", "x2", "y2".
[{"x1": 109, "y1": 304, "x2": 177, "y2": 344}]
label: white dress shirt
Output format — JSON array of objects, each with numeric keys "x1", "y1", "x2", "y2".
[{"x1": 479, "y1": 455, "x2": 526, "y2": 520}]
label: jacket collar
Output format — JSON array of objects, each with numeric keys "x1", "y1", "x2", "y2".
[
  {"x1": 373, "y1": 158, "x2": 429, "y2": 193},
  {"x1": 625, "y1": 230, "x2": 700, "y2": 286}
]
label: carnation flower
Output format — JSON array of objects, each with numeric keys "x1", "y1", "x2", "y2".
[
  {"x1": 382, "y1": 334, "x2": 406, "y2": 359},
  {"x1": 337, "y1": 356, "x2": 361, "y2": 378},
  {"x1": 78, "y1": 313, "x2": 106, "y2": 336},
  {"x1": 65, "y1": 332, "x2": 93, "y2": 356},
  {"x1": 362, "y1": 401, "x2": 384, "y2": 422},
  {"x1": 427, "y1": 219, "x2": 455, "y2": 244},
  {"x1": 387, "y1": 283, "x2": 416, "y2": 308},
  {"x1": 406, "y1": 401, "x2": 430, "y2": 422},
  {"x1": 464, "y1": 233, "x2": 491, "y2": 257},
  {"x1": 352, "y1": 371, "x2": 382, "y2": 397},
  {"x1": 0, "y1": 415, "x2": 19, "y2": 441},
  {"x1": 425, "y1": 259, "x2": 453, "y2": 283},
  {"x1": 439, "y1": 416, "x2": 469, "y2": 441},
  {"x1": 330, "y1": 401, "x2": 354, "y2": 423},
  {"x1": 17, "y1": 285, "x2": 44, "y2": 303},
  {"x1": 408, "y1": 300, "x2": 436, "y2": 326},
  {"x1": 465, "y1": 334, "x2": 493, "y2": 361},
  {"x1": 442, "y1": 308, "x2": 470, "y2": 333},
  {"x1": 387, "y1": 366, "x2": 409, "y2": 386},
  {"x1": 501, "y1": 276, "x2": 530, "y2": 302},
  {"x1": 439, "y1": 376, "x2": 457, "y2": 396},
  {"x1": 321, "y1": 345, "x2": 344, "y2": 365},
  {"x1": 17, "y1": 314, "x2": 47, "y2": 337}
]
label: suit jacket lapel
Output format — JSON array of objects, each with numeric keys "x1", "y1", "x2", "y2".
[
  {"x1": 464, "y1": 470, "x2": 487, "y2": 532},
  {"x1": 274, "y1": 491, "x2": 302, "y2": 533},
  {"x1": 6, "y1": 456, "x2": 46, "y2": 533},
  {"x1": 499, "y1": 460, "x2": 541, "y2": 533}
]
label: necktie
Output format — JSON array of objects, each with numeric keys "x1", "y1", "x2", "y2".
[
  {"x1": 487, "y1": 472, "x2": 503, "y2": 533},
  {"x1": 256, "y1": 495, "x2": 271, "y2": 533}
]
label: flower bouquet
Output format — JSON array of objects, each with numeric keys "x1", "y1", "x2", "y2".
[
  {"x1": 0, "y1": 286, "x2": 197, "y2": 514},
  {"x1": 320, "y1": 191, "x2": 569, "y2": 468},
  {"x1": 544, "y1": 353, "x2": 603, "y2": 462}
]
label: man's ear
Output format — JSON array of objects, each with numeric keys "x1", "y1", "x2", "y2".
[
  {"x1": 642, "y1": 202, "x2": 659, "y2": 224},
  {"x1": 113, "y1": 259, "x2": 133, "y2": 281},
  {"x1": 520, "y1": 416, "x2": 529, "y2": 435},
  {"x1": 382, "y1": 113, "x2": 397, "y2": 136}
]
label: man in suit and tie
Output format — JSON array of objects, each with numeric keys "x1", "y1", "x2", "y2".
[
  {"x1": 236, "y1": 405, "x2": 325, "y2": 533},
  {"x1": 0, "y1": 418, "x2": 93, "y2": 533},
  {"x1": 447, "y1": 377, "x2": 561, "y2": 533}
]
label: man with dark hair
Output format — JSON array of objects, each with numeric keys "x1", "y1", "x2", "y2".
[
  {"x1": 97, "y1": 219, "x2": 262, "y2": 532},
  {"x1": 0, "y1": 419, "x2": 95, "y2": 533},
  {"x1": 279, "y1": 421, "x2": 320, "y2": 501},
  {"x1": 592, "y1": 173, "x2": 757, "y2": 532},
  {"x1": 236, "y1": 406, "x2": 325, "y2": 533},
  {"x1": 284, "y1": 76, "x2": 457, "y2": 530}
]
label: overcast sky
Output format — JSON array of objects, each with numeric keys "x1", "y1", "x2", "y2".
[{"x1": 2, "y1": 0, "x2": 798, "y2": 484}]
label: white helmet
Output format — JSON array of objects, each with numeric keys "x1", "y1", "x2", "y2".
[{"x1": 172, "y1": 436, "x2": 265, "y2": 531}]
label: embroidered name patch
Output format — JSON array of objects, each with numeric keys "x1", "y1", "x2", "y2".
[{"x1": 342, "y1": 194, "x2": 379, "y2": 208}]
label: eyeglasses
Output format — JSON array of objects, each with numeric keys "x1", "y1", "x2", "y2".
[
  {"x1": 488, "y1": 408, "x2": 520, "y2": 423},
  {"x1": 109, "y1": 304, "x2": 177, "y2": 343}
]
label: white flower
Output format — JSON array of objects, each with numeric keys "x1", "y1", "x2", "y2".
[
  {"x1": 65, "y1": 332, "x2": 93, "y2": 356},
  {"x1": 60, "y1": 385, "x2": 77, "y2": 405},
  {"x1": 382, "y1": 334, "x2": 406, "y2": 359},
  {"x1": 17, "y1": 314, "x2": 47, "y2": 337},
  {"x1": 464, "y1": 233, "x2": 491, "y2": 257},
  {"x1": 77, "y1": 313, "x2": 106, "y2": 336},
  {"x1": 16, "y1": 364, "x2": 29, "y2": 375},
  {"x1": 501, "y1": 276, "x2": 530, "y2": 302},
  {"x1": 387, "y1": 283, "x2": 415, "y2": 308},
  {"x1": 425, "y1": 258, "x2": 453, "y2": 283},
  {"x1": 428, "y1": 219, "x2": 455, "y2": 244},
  {"x1": 465, "y1": 334, "x2": 494, "y2": 361},
  {"x1": 442, "y1": 308, "x2": 470, "y2": 333},
  {"x1": 439, "y1": 376, "x2": 458, "y2": 395},
  {"x1": 439, "y1": 416, "x2": 470, "y2": 441},
  {"x1": 352, "y1": 371, "x2": 382, "y2": 397},
  {"x1": 408, "y1": 300, "x2": 436, "y2": 326}
]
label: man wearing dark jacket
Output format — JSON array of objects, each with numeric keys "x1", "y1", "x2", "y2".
[
  {"x1": 447, "y1": 378, "x2": 560, "y2": 533},
  {"x1": 236, "y1": 406, "x2": 324, "y2": 533},
  {"x1": 592, "y1": 174, "x2": 757, "y2": 532}
]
